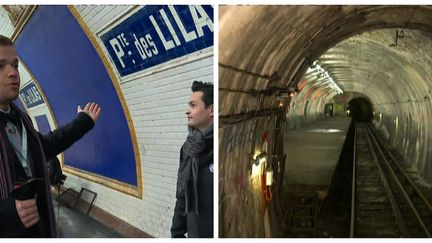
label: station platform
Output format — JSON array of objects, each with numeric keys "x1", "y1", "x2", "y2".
[
  {"x1": 283, "y1": 117, "x2": 352, "y2": 186},
  {"x1": 52, "y1": 197, "x2": 123, "y2": 238}
]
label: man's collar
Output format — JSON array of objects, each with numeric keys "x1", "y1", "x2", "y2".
[{"x1": 0, "y1": 105, "x2": 11, "y2": 114}]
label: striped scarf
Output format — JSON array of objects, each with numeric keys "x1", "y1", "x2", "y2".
[{"x1": 0, "y1": 103, "x2": 57, "y2": 237}]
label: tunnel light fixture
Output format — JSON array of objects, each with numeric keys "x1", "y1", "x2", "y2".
[
  {"x1": 251, "y1": 163, "x2": 262, "y2": 177},
  {"x1": 252, "y1": 151, "x2": 260, "y2": 160},
  {"x1": 276, "y1": 87, "x2": 298, "y2": 98},
  {"x1": 251, "y1": 151, "x2": 267, "y2": 177},
  {"x1": 311, "y1": 60, "x2": 343, "y2": 95},
  {"x1": 253, "y1": 152, "x2": 267, "y2": 165},
  {"x1": 257, "y1": 153, "x2": 267, "y2": 164},
  {"x1": 276, "y1": 99, "x2": 284, "y2": 107}
]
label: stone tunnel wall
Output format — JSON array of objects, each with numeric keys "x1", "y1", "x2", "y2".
[{"x1": 219, "y1": 116, "x2": 279, "y2": 237}]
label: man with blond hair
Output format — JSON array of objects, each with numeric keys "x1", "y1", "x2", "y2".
[{"x1": 0, "y1": 34, "x2": 101, "y2": 237}]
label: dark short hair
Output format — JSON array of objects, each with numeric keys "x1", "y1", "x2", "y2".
[
  {"x1": 0, "y1": 35, "x2": 14, "y2": 47},
  {"x1": 191, "y1": 81, "x2": 213, "y2": 108}
]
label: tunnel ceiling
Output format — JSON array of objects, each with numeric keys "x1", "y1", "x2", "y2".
[
  {"x1": 219, "y1": 5, "x2": 432, "y2": 116},
  {"x1": 300, "y1": 28, "x2": 432, "y2": 109}
]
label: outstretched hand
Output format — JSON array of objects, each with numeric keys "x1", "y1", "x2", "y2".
[{"x1": 77, "y1": 102, "x2": 101, "y2": 122}]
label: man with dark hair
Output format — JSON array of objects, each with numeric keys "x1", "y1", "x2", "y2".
[
  {"x1": 171, "y1": 81, "x2": 213, "y2": 238},
  {"x1": 191, "y1": 81, "x2": 213, "y2": 109},
  {"x1": 0, "y1": 34, "x2": 101, "y2": 237}
]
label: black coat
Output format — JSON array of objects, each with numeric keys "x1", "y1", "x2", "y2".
[
  {"x1": 171, "y1": 137, "x2": 213, "y2": 238},
  {"x1": 0, "y1": 109, "x2": 94, "y2": 237}
]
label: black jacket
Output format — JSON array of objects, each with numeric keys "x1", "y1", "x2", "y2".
[
  {"x1": 0, "y1": 110, "x2": 94, "y2": 237},
  {"x1": 171, "y1": 136, "x2": 213, "y2": 238}
]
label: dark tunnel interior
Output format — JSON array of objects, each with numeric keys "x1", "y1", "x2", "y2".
[{"x1": 347, "y1": 97, "x2": 373, "y2": 122}]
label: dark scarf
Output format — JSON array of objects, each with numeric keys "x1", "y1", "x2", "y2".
[
  {"x1": 0, "y1": 103, "x2": 57, "y2": 237},
  {"x1": 179, "y1": 125, "x2": 213, "y2": 215}
]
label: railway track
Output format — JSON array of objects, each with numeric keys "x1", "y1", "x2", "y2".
[{"x1": 350, "y1": 123, "x2": 432, "y2": 237}]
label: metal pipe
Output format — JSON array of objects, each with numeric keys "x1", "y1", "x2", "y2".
[
  {"x1": 219, "y1": 108, "x2": 283, "y2": 126},
  {"x1": 219, "y1": 62, "x2": 280, "y2": 81}
]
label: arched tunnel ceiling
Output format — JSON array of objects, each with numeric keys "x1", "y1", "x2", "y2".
[
  {"x1": 301, "y1": 28, "x2": 432, "y2": 108},
  {"x1": 219, "y1": 5, "x2": 432, "y2": 116}
]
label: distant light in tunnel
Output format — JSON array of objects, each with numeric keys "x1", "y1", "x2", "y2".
[
  {"x1": 277, "y1": 99, "x2": 284, "y2": 107},
  {"x1": 306, "y1": 129, "x2": 343, "y2": 133}
]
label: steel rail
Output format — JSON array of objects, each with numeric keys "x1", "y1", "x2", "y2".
[
  {"x1": 367, "y1": 124, "x2": 432, "y2": 213},
  {"x1": 365, "y1": 125, "x2": 431, "y2": 237}
]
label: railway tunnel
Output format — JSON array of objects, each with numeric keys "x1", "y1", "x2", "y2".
[
  {"x1": 348, "y1": 97, "x2": 373, "y2": 122},
  {"x1": 219, "y1": 5, "x2": 432, "y2": 237}
]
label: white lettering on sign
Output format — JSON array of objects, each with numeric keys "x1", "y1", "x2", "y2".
[
  {"x1": 168, "y1": 5, "x2": 197, "y2": 42},
  {"x1": 149, "y1": 14, "x2": 175, "y2": 51},
  {"x1": 133, "y1": 33, "x2": 158, "y2": 60},
  {"x1": 150, "y1": 5, "x2": 214, "y2": 51},
  {"x1": 160, "y1": 8, "x2": 181, "y2": 47},
  {"x1": 109, "y1": 38, "x2": 126, "y2": 68},
  {"x1": 109, "y1": 31, "x2": 138, "y2": 68},
  {"x1": 105, "y1": 5, "x2": 213, "y2": 72},
  {"x1": 189, "y1": 5, "x2": 213, "y2": 38}
]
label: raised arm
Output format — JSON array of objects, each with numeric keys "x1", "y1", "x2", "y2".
[{"x1": 38, "y1": 102, "x2": 101, "y2": 160}]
